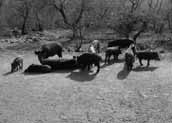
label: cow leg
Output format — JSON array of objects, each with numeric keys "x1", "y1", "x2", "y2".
[
  {"x1": 20, "y1": 64, "x2": 23, "y2": 70},
  {"x1": 126, "y1": 62, "x2": 130, "y2": 71},
  {"x1": 130, "y1": 63, "x2": 133, "y2": 70},
  {"x1": 116, "y1": 54, "x2": 119, "y2": 60},
  {"x1": 108, "y1": 54, "x2": 111, "y2": 63},
  {"x1": 139, "y1": 58, "x2": 143, "y2": 66},
  {"x1": 21, "y1": 62, "x2": 23, "y2": 69},
  {"x1": 14, "y1": 66, "x2": 17, "y2": 72},
  {"x1": 15, "y1": 65, "x2": 18, "y2": 71},
  {"x1": 95, "y1": 62, "x2": 100, "y2": 73},
  {"x1": 11, "y1": 65, "x2": 14, "y2": 72},
  {"x1": 147, "y1": 60, "x2": 150, "y2": 67},
  {"x1": 105, "y1": 56, "x2": 107, "y2": 64},
  {"x1": 87, "y1": 64, "x2": 91, "y2": 71},
  {"x1": 113, "y1": 54, "x2": 116, "y2": 61}
]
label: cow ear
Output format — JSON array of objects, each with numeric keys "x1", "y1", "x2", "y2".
[
  {"x1": 34, "y1": 50, "x2": 40, "y2": 55},
  {"x1": 34, "y1": 50, "x2": 38, "y2": 54}
]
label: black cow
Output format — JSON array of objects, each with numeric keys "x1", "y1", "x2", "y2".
[
  {"x1": 135, "y1": 51, "x2": 160, "y2": 67},
  {"x1": 11, "y1": 57, "x2": 23, "y2": 72},
  {"x1": 35, "y1": 51, "x2": 78, "y2": 70},
  {"x1": 124, "y1": 44, "x2": 135, "y2": 71},
  {"x1": 105, "y1": 46, "x2": 121, "y2": 64},
  {"x1": 125, "y1": 53, "x2": 135, "y2": 71},
  {"x1": 76, "y1": 53, "x2": 102, "y2": 73},
  {"x1": 35, "y1": 43, "x2": 63, "y2": 59},
  {"x1": 108, "y1": 39, "x2": 134, "y2": 49},
  {"x1": 24, "y1": 64, "x2": 52, "y2": 73}
]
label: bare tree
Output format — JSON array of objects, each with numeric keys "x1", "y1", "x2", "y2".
[
  {"x1": 32, "y1": 0, "x2": 48, "y2": 31},
  {"x1": 46, "y1": 0, "x2": 87, "y2": 39},
  {"x1": 13, "y1": 0, "x2": 32, "y2": 34},
  {"x1": 147, "y1": 0, "x2": 165, "y2": 33},
  {"x1": 129, "y1": 0, "x2": 144, "y2": 13}
]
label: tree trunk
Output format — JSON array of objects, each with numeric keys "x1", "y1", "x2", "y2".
[
  {"x1": 133, "y1": 21, "x2": 147, "y2": 43},
  {"x1": 71, "y1": 26, "x2": 78, "y2": 39},
  {"x1": 75, "y1": 26, "x2": 84, "y2": 52},
  {"x1": 21, "y1": 19, "x2": 27, "y2": 35},
  {"x1": 35, "y1": 11, "x2": 43, "y2": 31}
]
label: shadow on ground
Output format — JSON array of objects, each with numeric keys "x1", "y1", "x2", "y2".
[
  {"x1": 117, "y1": 63, "x2": 131, "y2": 80},
  {"x1": 23, "y1": 68, "x2": 76, "y2": 76},
  {"x1": 23, "y1": 72, "x2": 50, "y2": 76},
  {"x1": 101, "y1": 59, "x2": 124, "y2": 68},
  {"x1": 66, "y1": 70, "x2": 97, "y2": 82},
  {"x1": 3, "y1": 71, "x2": 13, "y2": 76},
  {"x1": 132, "y1": 66, "x2": 158, "y2": 72}
]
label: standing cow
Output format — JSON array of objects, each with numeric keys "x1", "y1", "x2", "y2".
[
  {"x1": 108, "y1": 39, "x2": 134, "y2": 49},
  {"x1": 34, "y1": 43, "x2": 63, "y2": 59},
  {"x1": 76, "y1": 53, "x2": 102, "y2": 73},
  {"x1": 105, "y1": 46, "x2": 121, "y2": 64},
  {"x1": 124, "y1": 44, "x2": 136, "y2": 71},
  {"x1": 135, "y1": 51, "x2": 160, "y2": 67}
]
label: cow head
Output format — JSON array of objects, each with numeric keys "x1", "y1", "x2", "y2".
[
  {"x1": 154, "y1": 52, "x2": 161, "y2": 61},
  {"x1": 34, "y1": 50, "x2": 48, "y2": 59}
]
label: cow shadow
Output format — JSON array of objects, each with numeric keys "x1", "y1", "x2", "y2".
[
  {"x1": 23, "y1": 71, "x2": 50, "y2": 76},
  {"x1": 23, "y1": 68, "x2": 77, "y2": 76},
  {"x1": 51, "y1": 69, "x2": 75, "y2": 74},
  {"x1": 101, "y1": 62, "x2": 115, "y2": 68},
  {"x1": 101, "y1": 59, "x2": 124, "y2": 68},
  {"x1": 66, "y1": 70, "x2": 97, "y2": 82},
  {"x1": 3, "y1": 71, "x2": 13, "y2": 76},
  {"x1": 132, "y1": 66, "x2": 158, "y2": 72},
  {"x1": 117, "y1": 63, "x2": 131, "y2": 80}
]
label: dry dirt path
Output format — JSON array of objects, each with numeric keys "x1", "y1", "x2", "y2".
[{"x1": 0, "y1": 51, "x2": 172, "y2": 123}]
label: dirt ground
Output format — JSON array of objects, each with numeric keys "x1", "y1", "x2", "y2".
[{"x1": 0, "y1": 49, "x2": 172, "y2": 123}]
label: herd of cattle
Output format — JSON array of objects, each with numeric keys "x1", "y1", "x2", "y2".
[{"x1": 11, "y1": 39, "x2": 161, "y2": 74}]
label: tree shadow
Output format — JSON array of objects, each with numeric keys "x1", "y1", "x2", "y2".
[
  {"x1": 117, "y1": 63, "x2": 131, "y2": 80},
  {"x1": 132, "y1": 66, "x2": 158, "y2": 72},
  {"x1": 66, "y1": 70, "x2": 97, "y2": 82}
]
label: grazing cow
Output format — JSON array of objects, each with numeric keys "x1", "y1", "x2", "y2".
[
  {"x1": 135, "y1": 51, "x2": 160, "y2": 67},
  {"x1": 34, "y1": 43, "x2": 63, "y2": 59},
  {"x1": 105, "y1": 46, "x2": 121, "y2": 64},
  {"x1": 108, "y1": 39, "x2": 134, "y2": 49},
  {"x1": 11, "y1": 57, "x2": 23, "y2": 72},
  {"x1": 24, "y1": 64, "x2": 52, "y2": 73},
  {"x1": 124, "y1": 44, "x2": 135, "y2": 71},
  {"x1": 92, "y1": 40, "x2": 100, "y2": 53},
  {"x1": 76, "y1": 53, "x2": 102, "y2": 73}
]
